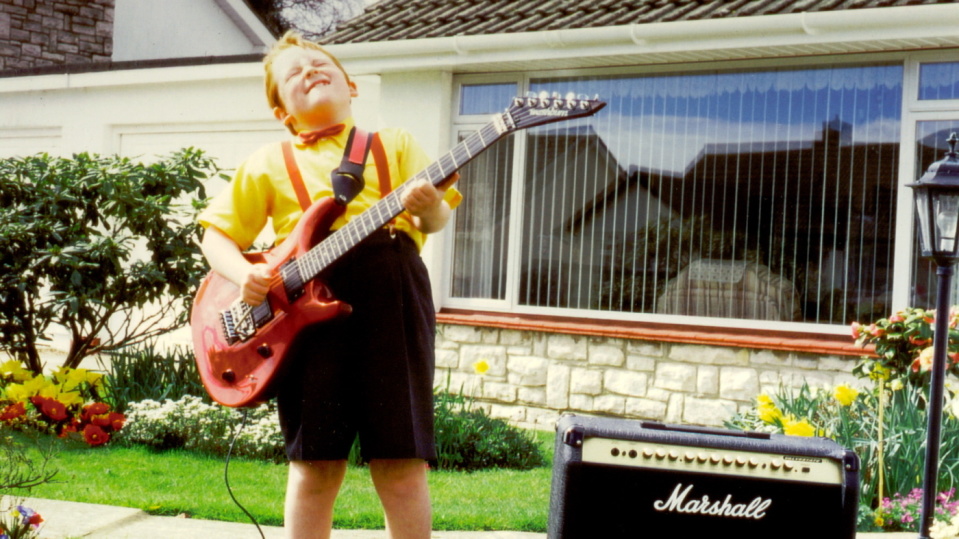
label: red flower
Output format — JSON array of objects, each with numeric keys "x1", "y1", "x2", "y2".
[
  {"x1": 91, "y1": 414, "x2": 111, "y2": 428},
  {"x1": 851, "y1": 321, "x2": 861, "y2": 338},
  {"x1": 0, "y1": 401, "x2": 26, "y2": 421},
  {"x1": 107, "y1": 412, "x2": 126, "y2": 431},
  {"x1": 31, "y1": 396, "x2": 68, "y2": 422},
  {"x1": 82, "y1": 402, "x2": 110, "y2": 420},
  {"x1": 82, "y1": 424, "x2": 109, "y2": 446},
  {"x1": 889, "y1": 314, "x2": 905, "y2": 323}
]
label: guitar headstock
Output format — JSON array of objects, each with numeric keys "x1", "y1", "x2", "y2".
[{"x1": 502, "y1": 92, "x2": 607, "y2": 132}]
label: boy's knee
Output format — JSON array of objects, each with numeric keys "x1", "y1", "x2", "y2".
[{"x1": 369, "y1": 459, "x2": 428, "y2": 496}]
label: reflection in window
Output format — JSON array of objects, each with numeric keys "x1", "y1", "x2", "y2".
[
  {"x1": 452, "y1": 65, "x2": 904, "y2": 325},
  {"x1": 459, "y1": 83, "x2": 519, "y2": 115},
  {"x1": 919, "y1": 62, "x2": 959, "y2": 101}
]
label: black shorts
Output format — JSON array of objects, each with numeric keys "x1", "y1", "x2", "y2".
[{"x1": 276, "y1": 229, "x2": 437, "y2": 462}]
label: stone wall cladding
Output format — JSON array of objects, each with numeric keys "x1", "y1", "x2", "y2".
[
  {"x1": 0, "y1": 0, "x2": 114, "y2": 71},
  {"x1": 436, "y1": 324, "x2": 862, "y2": 430}
]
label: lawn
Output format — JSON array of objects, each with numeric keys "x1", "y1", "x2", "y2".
[{"x1": 8, "y1": 430, "x2": 555, "y2": 532}]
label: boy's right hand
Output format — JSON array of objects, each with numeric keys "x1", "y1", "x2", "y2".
[{"x1": 241, "y1": 263, "x2": 272, "y2": 306}]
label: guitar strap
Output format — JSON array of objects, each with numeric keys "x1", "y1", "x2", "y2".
[{"x1": 280, "y1": 128, "x2": 393, "y2": 213}]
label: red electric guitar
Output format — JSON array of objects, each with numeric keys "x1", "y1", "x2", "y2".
[{"x1": 191, "y1": 93, "x2": 606, "y2": 407}]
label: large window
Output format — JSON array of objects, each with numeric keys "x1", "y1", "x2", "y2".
[{"x1": 450, "y1": 63, "x2": 906, "y2": 327}]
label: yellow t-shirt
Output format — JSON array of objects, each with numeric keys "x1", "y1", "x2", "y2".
[{"x1": 198, "y1": 119, "x2": 461, "y2": 251}]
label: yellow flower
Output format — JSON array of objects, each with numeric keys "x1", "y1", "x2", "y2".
[
  {"x1": 833, "y1": 384, "x2": 859, "y2": 406},
  {"x1": 756, "y1": 394, "x2": 782, "y2": 424},
  {"x1": 4, "y1": 383, "x2": 30, "y2": 403},
  {"x1": 890, "y1": 379, "x2": 904, "y2": 391},
  {"x1": 0, "y1": 360, "x2": 32, "y2": 382},
  {"x1": 869, "y1": 364, "x2": 890, "y2": 381},
  {"x1": 473, "y1": 360, "x2": 490, "y2": 375},
  {"x1": 38, "y1": 384, "x2": 83, "y2": 408},
  {"x1": 783, "y1": 417, "x2": 815, "y2": 437},
  {"x1": 756, "y1": 393, "x2": 774, "y2": 406},
  {"x1": 20, "y1": 374, "x2": 51, "y2": 397},
  {"x1": 55, "y1": 367, "x2": 93, "y2": 391}
]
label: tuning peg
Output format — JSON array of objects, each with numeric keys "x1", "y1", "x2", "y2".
[
  {"x1": 525, "y1": 91, "x2": 539, "y2": 107},
  {"x1": 538, "y1": 91, "x2": 550, "y2": 108},
  {"x1": 564, "y1": 92, "x2": 577, "y2": 110}
]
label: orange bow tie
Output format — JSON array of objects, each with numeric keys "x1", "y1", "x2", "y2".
[{"x1": 298, "y1": 124, "x2": 347, "y2": 145}]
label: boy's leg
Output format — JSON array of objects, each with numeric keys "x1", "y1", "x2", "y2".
[
  {"x1": 285, "y1": 459, "x2": 348, "y2": 539},
  {"x1": 369, "y1": 458, "x2": 432, "y2": 539}
]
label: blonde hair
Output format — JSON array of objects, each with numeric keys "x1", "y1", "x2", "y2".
[{"x1": 263, "y1": 30, "x2": 351, "y2": 112}]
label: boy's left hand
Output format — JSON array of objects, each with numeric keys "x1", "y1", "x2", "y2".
[{"x1": 401, "y1": 178, "x2": 443, "y2": 216}]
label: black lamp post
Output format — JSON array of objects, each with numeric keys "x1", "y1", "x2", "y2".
[{"x1": 908, "y1": 132, "x2": 959, "y2": 539}]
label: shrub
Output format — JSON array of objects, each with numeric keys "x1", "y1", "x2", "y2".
[{"x1": 433, "y1": 389, "x2": 545, "y2": 472}]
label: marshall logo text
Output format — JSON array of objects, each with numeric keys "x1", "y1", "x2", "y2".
[{"x1": 653, "y1": 483, "x2": 772, "y2": 520}]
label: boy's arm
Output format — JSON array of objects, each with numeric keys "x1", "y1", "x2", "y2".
[{"x1": 201, "y1": 226, "x2": 272, "y2": 306}]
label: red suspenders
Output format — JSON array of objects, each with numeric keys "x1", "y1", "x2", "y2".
[{"x1": 280, "y1": 128, "x2": 392, "y2": 213}]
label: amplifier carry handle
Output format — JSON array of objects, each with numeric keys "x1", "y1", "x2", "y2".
[{"x1": 640, "y1": 421, "x2": 772, "y2": 440}]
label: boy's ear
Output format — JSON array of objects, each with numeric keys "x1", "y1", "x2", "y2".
[
  {"x1": 349, "y1": 80, "x2": 358, "y2": 98},
  {"x1": 274, "y1": 106, "x2": 294, "y2": 127}
]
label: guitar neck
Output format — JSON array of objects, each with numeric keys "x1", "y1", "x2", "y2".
[{"x1": 296, "y1": 119, "x2": 508, "y2": 283}]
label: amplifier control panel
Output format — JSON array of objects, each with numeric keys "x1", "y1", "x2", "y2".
[{"x1": 581, "y1": 437, "x2": 843, "y2": 485}]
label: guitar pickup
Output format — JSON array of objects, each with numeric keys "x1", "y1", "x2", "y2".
[{"x1": 280, "y1": 257, "x2": 306, "y2": 303}]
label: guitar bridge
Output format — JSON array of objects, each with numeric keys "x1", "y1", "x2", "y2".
[{"x1": 220, "y1": 298, "x2": 274, "y2": 345}]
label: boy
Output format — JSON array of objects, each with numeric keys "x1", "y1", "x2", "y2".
[{"x1": 198, "y1": 31, "x2": 460, "y2": 539}]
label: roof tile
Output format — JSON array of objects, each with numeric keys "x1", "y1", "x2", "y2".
[{"x1": 322, "y1": 0, "x2": 957, "y2": 44}]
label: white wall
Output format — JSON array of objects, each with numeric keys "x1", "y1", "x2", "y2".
[{"x1": 112, "y1": 0, "x2": 271, "y2": 62}]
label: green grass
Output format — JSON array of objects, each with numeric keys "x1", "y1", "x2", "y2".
[{"x1": 7, "y1": 430, "x2": 555, "y2": 532}]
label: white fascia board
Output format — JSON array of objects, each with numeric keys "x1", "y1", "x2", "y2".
[
  {"x1": 214, "y1": 0, "x2": 276, "y2": 50},
  {"x1": 0, "y1": 62, "x2": 264, "y2": 94},
  {"x1": 327, "y1": 4, "x2": 959, "y2": 75}
]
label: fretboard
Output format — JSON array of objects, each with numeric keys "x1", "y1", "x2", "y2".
[{"x1": 295, "y1": 119, "x2": 507, "y2": 283}]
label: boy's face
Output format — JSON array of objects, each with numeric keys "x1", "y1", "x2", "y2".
[{"x1": 270, "y1": 46, "x2": 357, "y2": 132}]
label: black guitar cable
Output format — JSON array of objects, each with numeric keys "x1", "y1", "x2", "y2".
[{"x1": 225, "y1": 408, "x2": 266, "y2": 539}]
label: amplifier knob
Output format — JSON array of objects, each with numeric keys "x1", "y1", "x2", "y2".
[
  {"x1": 643, "y1": 448, "x2": 654, "y2": 459},
  {"x1": 723, "y1": 456, "x2": 734, "y2": 466},
  {"x1": 735, "y1": 457, "x2": 747, "y2": 467},
  {"x1": 710, "y1": 454, "x2": 721, "y2": 465},
  {"x1": 784, "y1": 463, "x2": 795, "y2": 472},
  {"x1": 684, "y1": 452, "x2": 696, "y2": 462},
  {"x1": 655, "y1": 449, "x2": 667, "y2": 460},
  {"x1": 668, "y1": 450, "x2": 680, "y2": 461},
  {"x1": 771, "y1": 459, "x2": 783, "y2": 470},
  {"x1": 697, "y1": 453, "x2": 708, "y2": 463},
  {"x1": 748, "y1": 458, "x2": 760, "y2": 468}
]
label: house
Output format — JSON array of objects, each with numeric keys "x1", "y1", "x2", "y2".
[{"x1": 3, "y1": 0, "x2": 959, "y2": 427}]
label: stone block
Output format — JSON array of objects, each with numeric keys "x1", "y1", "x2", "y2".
[
  {"x1": 818, "y1": 356, "x2": 855, "y2": 373},
  {"x1": 569, "y1": 368, "x2": 602, "y2": 396},
  {"x1": 435, "y1": 348, "x2": 459, "y2": 369},
  {"x1": 0, "y1": 13, "x2": 10, "y2": 39},
  {"x1": 593, "y1": 394, "x2": 626, "y2": 415},
  {"x1": 670, "y1": 344, "x2": 748, "y2": 366},
  {"x1": 441, "y1": 324, "x2": 486, "y2": 344},
  {"x1": 482, "y1": 382, "x2": 516, "y2": 403},
  {"x1": 569, "y1": 394, "x2": 593, "y2": 411},
  {"x1": 665, "y1": 393, "x2": 684, "y2": 423},
  {"x1": 719, "y1": 367, "x2": 760, "y2": 401},
  {"x1": 588, "y1": 343, "x2": 625, "y2": 366},
  {"x1": 603, "y1": 370, "x2": 647, "y2": 397},
  {"x1": 626, "y1": 397, "x2": 667, "y2": 420},
  {"x1": 750, "y1": 349, "x2": 792, "y2": 367},
  {"x1": 499, "y1": 329, "x2": 530, "y2": 346},
  {"x1": 626, "y1": 354, "x2": 656, "y2": 371},
  {"x1": 547, "y1": 364, "x2": 571, "y2": 408},
  {"x1": 682, "y1": 396, "x2": 739, "y2": 427},
  {"x1": 459, "y1": 344, "x2": 507, "y2": 375},
  {"x1": 654, "y1": 362, "x2": 697, "y2": 392},
  {"x1": 507, "y1": 356, "x2": 549, "y2": 386},
  {"x1": 697, "y1": 365, "x2": 719, "y2": 396},
  {"x1": 518, "y1": 387, "x2": 546, "y2": 406},
  {"x1": 547, "y1": 334, "x2": 588, "y2": 361}
]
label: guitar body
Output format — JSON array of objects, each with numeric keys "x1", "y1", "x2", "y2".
[{"x1": 191, "y1": 197, "x2": 350, "y2": 407}]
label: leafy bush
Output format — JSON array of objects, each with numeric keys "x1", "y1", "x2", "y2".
[
  {"x1": 120, "y1": 396, "x2": 285, "y2": 463},
  {"x1": 433, "y1": 389, "x2": 545, "y2": 472},
  {"x1": 101, "y1": 343, "x2": 208, "y2": 414},
  {"x1": 0, "y1": 149, "x2": 223, "y2": 373}
]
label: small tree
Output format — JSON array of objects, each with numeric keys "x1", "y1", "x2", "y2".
[{"x1": 0, "y1": 149, "x2": 223, "y2": 372}]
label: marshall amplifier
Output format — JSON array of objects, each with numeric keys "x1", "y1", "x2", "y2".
[{"x1": 548, "y1": 414, "x2": 859, "y2": 539}]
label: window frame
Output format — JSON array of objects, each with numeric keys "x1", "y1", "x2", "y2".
[{"x1": 441, "y1": 51, "x2": 959, "y2": 340}]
